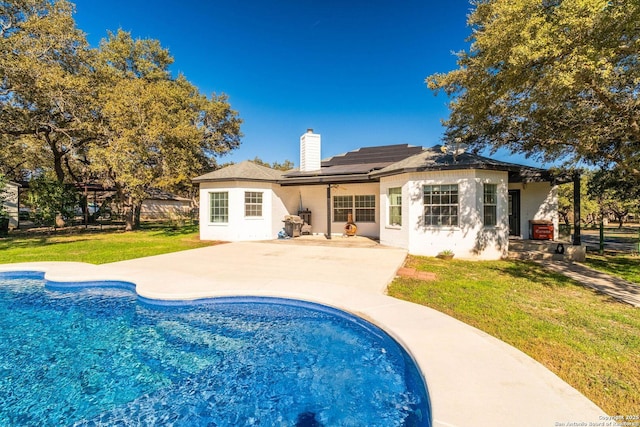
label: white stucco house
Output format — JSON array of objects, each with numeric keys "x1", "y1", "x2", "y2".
[{"x1": 193, "y1": 130, "x2": 559, "y2": 260}]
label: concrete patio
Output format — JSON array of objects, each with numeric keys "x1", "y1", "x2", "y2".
[{"x1": 1, "y1": 241, "x2": 606, "y2": 427}]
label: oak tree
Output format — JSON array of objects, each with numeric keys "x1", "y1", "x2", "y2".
[
  {"x1": 90, "y1": 30, "x2": 242, "y2": 230},
  {"x1": 0, "y1": 0, "x2": 96, "y2": 184},
  {"x1": 427, "y1": 0, "x2": 640, "y2": 174},
  {"x1": 1, "y1": 3, "x2": 242, "y2": 230}
]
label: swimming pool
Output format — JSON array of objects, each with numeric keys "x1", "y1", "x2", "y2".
[{"x1": 0, "y1": 271, "x2": 430, "y2": 426}]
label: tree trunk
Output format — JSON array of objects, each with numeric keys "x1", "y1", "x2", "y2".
[
  {"x1": 44, "y1": 131, "x2": 66, "y2": 183},
  {"x1": 123, "y1": 197, "x2": 143, "y2": 231},
  {"x1": 123, "y1": 194, "x2": 135, "y2": 231},
  {"x1": 124, "y1": 209, "x2": 134, "y2": 231},
  {"x1": 133, "y1": 201, "x2": 142, "y2": 229}
]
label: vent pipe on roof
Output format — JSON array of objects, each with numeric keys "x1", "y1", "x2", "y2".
[{"x1": 300, "y1": 129, "x2": 321, "y2": 172}]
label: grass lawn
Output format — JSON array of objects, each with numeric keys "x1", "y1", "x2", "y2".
[
  {"x1": 388, "y1": 256, "x2": 640, "y2": 416},
  {"x1": 0, "y1": 224, "x2": 219, "y2": 264},
  {"x1": 583, "y1": 253, "x2": 640, "y2": 284}
]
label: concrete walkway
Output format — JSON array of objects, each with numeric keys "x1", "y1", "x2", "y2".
[
  {"x1": 0, "y1": 242, "x2": 606, "y2": 427},
  {"x1": 539, "y1": 260, "x2": 640, "y2": 307}
]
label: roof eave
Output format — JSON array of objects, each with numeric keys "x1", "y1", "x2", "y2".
[
  {"x1": 278, "y1": 174, "x2": 378, "y2": 186},
  {"x1": 371, "y1": 163, "x2": 554, "y2": 182},
  {"x1": 192, "y1": 177, "x2": 280, "y2": 184}
]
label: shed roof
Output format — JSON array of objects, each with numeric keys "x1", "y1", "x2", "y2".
[{"x1": 145, "y1": 188, "x2": 191, "y2": 202}]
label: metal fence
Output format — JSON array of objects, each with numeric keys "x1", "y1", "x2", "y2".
[{"x1": 558, "y1": 224, "x2": 640, "y2": 254}]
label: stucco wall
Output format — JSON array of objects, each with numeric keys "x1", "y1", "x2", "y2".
[
  {"x1": 379, "y1": 177, "x2": 411, "y2": 250},
  {"x1": 275, "y1": 183, "x2": 381, "y2": 238},
  {"x1": 328, "y1": 183, "x2": 381, "y2": 238},
  {"x1": 197, "y1": 172, "x2": 556, "y2": 256},
  {"x1": 276, "y1": 185, "x2": 327, "y2": 235},
  {"x1": 509, "y1": 181, "x2": 558, "y2": 239},
  {"x1": 199, "y1": 181, "x2": 382, "y2": 241},
  {"x1": 199, "y1": 181, "x2": 282, "y2": 241},
  {"x1": 382, "y1": 170, "x2": 509, "y2": 260}
]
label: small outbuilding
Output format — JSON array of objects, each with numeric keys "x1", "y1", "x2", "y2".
[
  {"x1": 140, "y1": 189, "x2": 193, "y2": 221},
  {"x1": 1, "y1": 181, "x2": 20, "y2": 230}
]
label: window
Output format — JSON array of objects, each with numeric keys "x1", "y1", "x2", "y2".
[
  {"x1": 333, "y1": 195, "x2": 376, "y2": 223},
  {"x1": 333, "y1": 195, "x2": 353, "y2": 222},
  {"x1": 483, "y1": 184, "x2": 497, "y2": 226},
  {"x1": 355, "y1": 195, "x2": 375, "y2": 222},
  {"x1": 210, "y1": 192, "x2": 228, "y2": 223},
  {"x1": 244, "y1": 191, "x2": 263, "y2": 217},
  {"x1": 388, "y1": 187, "x2": 402, "y2": 226},
  {"x1": 423, "y1": 184, "x2": 458, "y2": 227}
]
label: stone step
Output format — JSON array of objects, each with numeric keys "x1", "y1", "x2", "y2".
[
  {"x1": 506, "y1": 251, "x2": 566, "y2": 261},
  {"x1": 509, "y1": 240, "x2": 568, "y2": 252},
  {"x1": 508, "y1": 240, "x2": 586, "y2": 262}
]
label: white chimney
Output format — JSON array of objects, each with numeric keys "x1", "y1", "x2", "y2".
[{"x1": 300, "y1": 128, "x2": 321, "y2": 172}]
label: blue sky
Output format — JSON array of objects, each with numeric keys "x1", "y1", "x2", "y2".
[{"x1": 71, "y1": 0, "x2": 533, "y2": 167}]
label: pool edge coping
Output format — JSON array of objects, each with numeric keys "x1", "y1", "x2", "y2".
[{"x1": 0, "y1": 244, "x2": 607, "y2": 426}]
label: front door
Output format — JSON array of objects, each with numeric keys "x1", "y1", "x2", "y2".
[{"x1": 508, "y1": 190, "x2": 521, "y2": 237}]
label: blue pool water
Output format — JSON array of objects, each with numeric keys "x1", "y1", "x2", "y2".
[{"x1": 0, "y1": 271, "x2": 430, "y2": 426}]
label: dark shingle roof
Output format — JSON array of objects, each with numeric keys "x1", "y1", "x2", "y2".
[
  {"x1": 193, "y1": 145, "x2": 554, "y2": 185},
  {"x1": 372, "y1": 146, "x2": 551, "y2": 182},
  {"x1": 193, "y1": 161, "x2": 285, "y2": 183}
]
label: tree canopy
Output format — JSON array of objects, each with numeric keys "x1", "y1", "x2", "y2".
[
  {"x1": 587, "y1": 167, "x2": 640, "y2": 227},
  {"x1": 427, "y1": 0, "x2": 640, "y2": 175},
  {"x1": 0, "y1": 0, "x2": 96, "y2": 183},
  {"x1": 0, "y1": 0, "x2": 242, "y2": 229},
  {"x1": 250, "y1": 156, "x2": 295, "y2": 171}
]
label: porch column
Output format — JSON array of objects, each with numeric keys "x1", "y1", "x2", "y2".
[
  {"x1": 572, "y1": 172, "x2": 581, "y2": 246},
  {"x1": 326, "y1": 184, "x2": 332, "y2": 239}
]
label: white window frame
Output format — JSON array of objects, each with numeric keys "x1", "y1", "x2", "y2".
[
  {"x1": 333, "y1": 195, "x2": 353, "y2": 222},
  {"x1": 210, "y1": 191, "x2": 229, "y2": 224},
  {"x1": 244, "y1": 191, "x2": 263, "y2": 218},
  {"x1": 387, "y1": 187, "x2": 402, "y2": 227},
  {"x1": 483, "y1": 184, "x2": 497, "y2": 227},
  {"x1": 354, "y1": 195, "x2": 375, "y2": 223},
  {"x1": 333, "y1": 195, "x2": 376, "y2": 223},
  {"x1": 423, "y1": 184, "x2": 459, "y2": 227}
]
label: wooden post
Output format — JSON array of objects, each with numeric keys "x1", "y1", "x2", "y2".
[
  {"x1": 599, "y1": 217, "x2": 605, "y2": 254},
  {"x1": 84, "y1": 184, "x2": 89, "y2": 228},
  {"x1": 572, "y1": 172, "x2": 581, "y2": 246}
]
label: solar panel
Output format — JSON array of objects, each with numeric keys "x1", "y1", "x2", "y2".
[{"x1": 322, "y1": 144, "x2": 424, "y2": 166}]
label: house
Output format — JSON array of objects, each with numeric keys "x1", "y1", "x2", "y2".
[
  {"x1": 1, "y1": 181, "x2": 20, "y2": 229},
  {"x1": 193, "y1": 130, "x2": 559, "y2": 259}
]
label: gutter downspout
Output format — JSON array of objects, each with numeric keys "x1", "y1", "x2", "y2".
[{"x1": 326, "y1": 184, "x2": 332, "y2": 239}]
